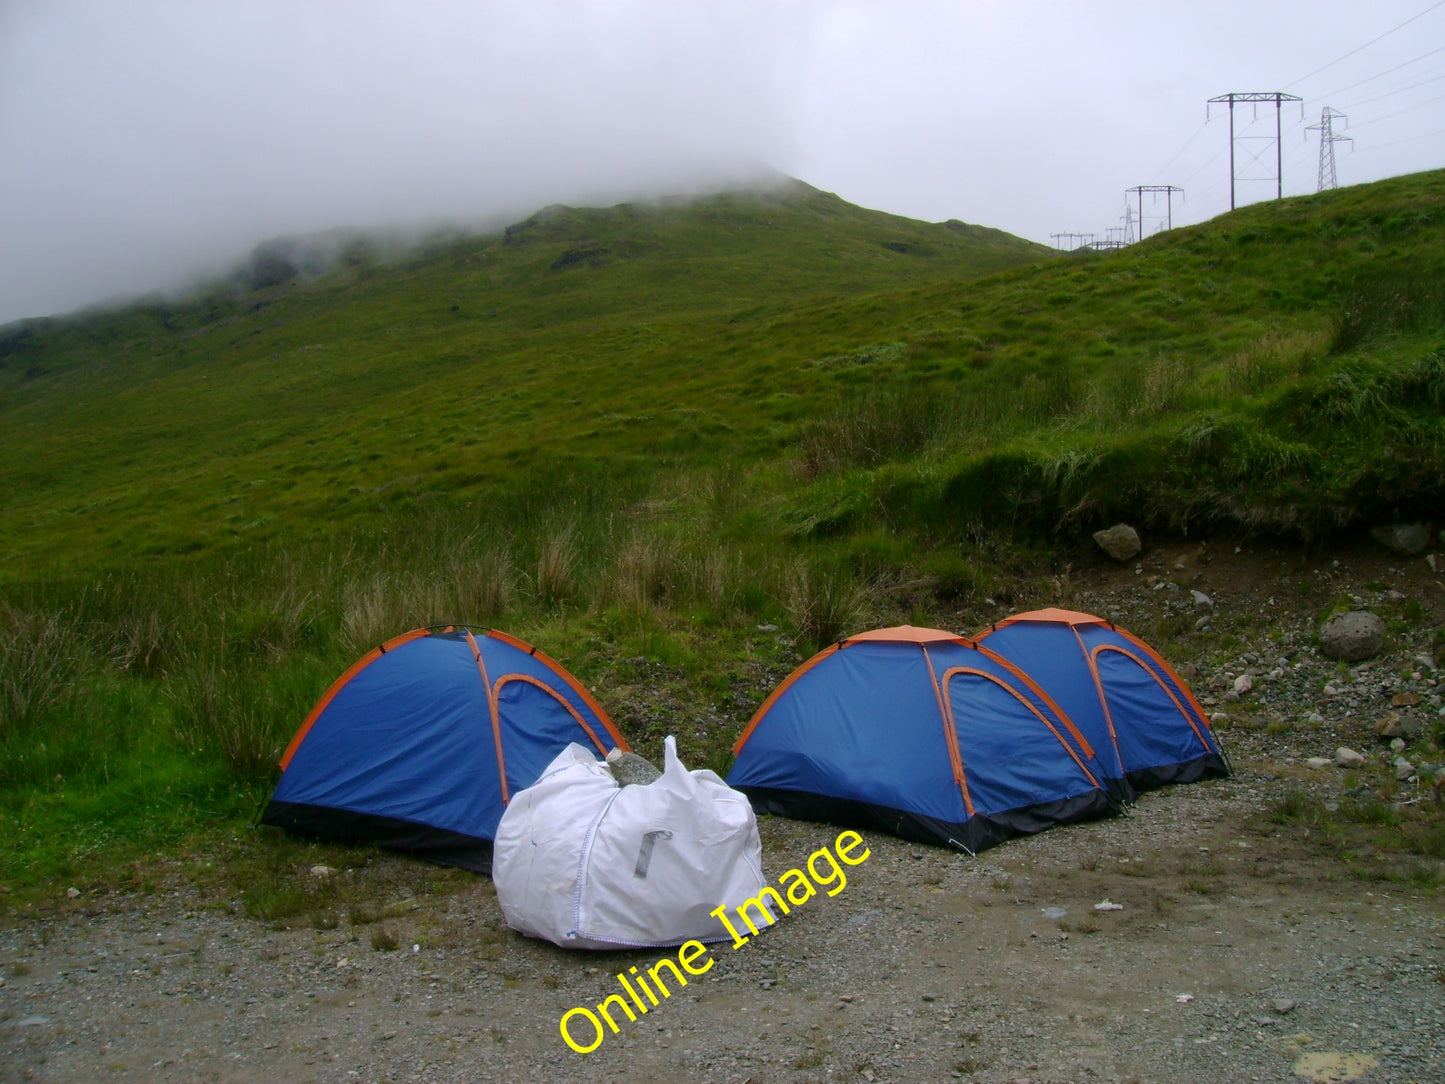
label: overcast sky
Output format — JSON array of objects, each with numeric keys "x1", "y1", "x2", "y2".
[{"x1": 2, "y1": 0, "x2": 1442, "y2": 325}]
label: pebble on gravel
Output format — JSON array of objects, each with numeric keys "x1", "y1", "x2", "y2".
[{"x1": 1334, "y1": 747, "x2": 1366, "y2": 769}]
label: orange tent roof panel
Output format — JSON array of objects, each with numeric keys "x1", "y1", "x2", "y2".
[
  {"x1": 846, "y1": 625, "x2": 965, "y2": 644},
  {"x1": 994, "y1": 608, "x2": 1106, "y2": 627}
]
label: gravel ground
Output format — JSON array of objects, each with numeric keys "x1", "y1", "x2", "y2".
[{"x1": 3, "y1": 540, "x2": 1443, "y2": 1084}]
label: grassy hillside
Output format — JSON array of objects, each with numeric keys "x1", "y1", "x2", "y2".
[
  {"x1": 2, "y1": 170, "x2": 1444, "y2": 897},
  {"x1": 0, "y1": 180, "x2": 1048, "y2": 576}
]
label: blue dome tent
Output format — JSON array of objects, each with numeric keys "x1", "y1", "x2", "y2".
[
  {"x1": 726, "y1": 626, "x2": 1120, "y2": 854},
  {"x1": 975, "y1": 608, "x2": 1229, "y2": 796},
  {"x1": 261, "y1": 626, "x2": 627, "y2": 872}
]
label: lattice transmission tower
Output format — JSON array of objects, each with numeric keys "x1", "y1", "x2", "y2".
[
  {"x1": 1125, "y1": 185, "x2": 1183, "y2": 241},
  {"x1": 1306, "y1": 107, "x2": 1351, "y2": 192}
]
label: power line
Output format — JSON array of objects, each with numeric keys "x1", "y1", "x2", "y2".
[
  {"x1": 1178, "y1": 144, "x2": 1228, "y2": 187},
  {"x1": 1151, "y1": 118, "x2": 1212, "y2": 180},
  {"x1": 1339, "y1": 71, "x2": 1445, "y2": 110},
  {"x1": 1283, "y1": 0, "x2": 1445, "y2": 89},
  {"x1": 1352, "y1": 88, "x2": 1445, "y2": 127},
  {"x1": 1367, "y1": 124, "x2": 1445, "y2": 149},
  {"x1": 1315, "y1": 43, "x2": 1445, "y2": 99}
]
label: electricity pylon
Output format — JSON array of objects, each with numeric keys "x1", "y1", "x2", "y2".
[
  {"x1": 1306, "y1": 107, "x2": 1351, "y2": 191},
  {"x1": 1126, "y1": 185, "x2": 1183, "y2": 240},
  {"x1": 1207, "y1": 92, "x2": 1303, "y2": 209}
]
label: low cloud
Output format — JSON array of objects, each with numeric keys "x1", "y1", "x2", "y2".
[{"x1": 0, "y1": 1, "x2": 800, "y2": 323}]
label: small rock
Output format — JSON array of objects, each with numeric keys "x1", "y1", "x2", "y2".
[
  {"x1": 309, "y1": 865, "x2": 334, "y2": 877},
  {"x1": 1210, "y1": 712, "x2": 1230, "y2": 728},
  {"x1": 1179, "y1": 662, "x2": 1200, "y2": 682},
  {"x1": 1320, "y1": 611, "x2": 1386, "y2": 662},
  {"x1": 1375, "y1": 712, "x2": 1424, "y2": 740},
  {"x1": 1395, "y1": 757, "x2": 1415, "y2": 781},
  {"x1": 1093, "y1": 899, "x2": 1124, "y2": 912},
  {"x1": 1194, "y1": 616, "x2": 1211, "y2": 630},
  {"x1": 1389, "y1": 738, "x2": 1406, "y2": 753},
  {"x1": 1233, "y1": 674, "x2": 1254, "y2": 695},
  {"x1": 1370, "y1": 523, "x2": 1432, "y2": 555},
  {"x1": 756, "y1": 623, "x2": 778, "y2": 632},
  {"x1": 1392, "y1": 692, "x2": 1422, "y2": 707},
  {"x1": 65, "y1": 886, "x2": 80, "y2": 899},
  {"x1": 1272, "y1": 998, "x2": 1296, "y2": 1014},
  {"x1": 1191, "y1": 590, "x2": 1214, "y2": 610},
  {"x1": 1305, "y1": 757, "x2": 1332, "y2": 770},
  {"x1": 605, "y1": 748, "x2": 662, "y2": 786},
  {"x1": 15, "y1": 1016, "x2": 50, "y2": 1027},
  {"x1": 1334, "y1": 747, "x2": 1366, "y2": 769},
  {"x1": 1093, "y1": 523, "x2": 1142, "y2": 562}
]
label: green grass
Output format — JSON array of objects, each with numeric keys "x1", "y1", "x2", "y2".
[
  {"x1": 1266, "y1": 788, "x2": 1445, "y2": 887},
  {"x1": 3, "y1": 170, "x2": 1445, "y2": 894}
]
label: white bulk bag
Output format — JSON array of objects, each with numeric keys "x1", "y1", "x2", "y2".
[{"x1": 492, "y1": 736, "x2": 766, "y2": 949}]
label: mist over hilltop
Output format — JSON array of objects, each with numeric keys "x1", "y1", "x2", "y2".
[{"x1": 4, "y1": 1, "x2": 1441, "y2": 326}]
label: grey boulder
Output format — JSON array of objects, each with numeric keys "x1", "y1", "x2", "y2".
[
  {"x1": 1319, "y1": 610, "x2": 1385, "y2": 662},
  {"x1": 1093, "y1": 523, "x2": 1141, "y2": 561}
]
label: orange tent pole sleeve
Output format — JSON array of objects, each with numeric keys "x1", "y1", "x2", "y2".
[
  {"x1": 484, "y1": 629, "x2": 629, "y2": 752},
  {"x1": 923, "y1": 645, "x2": 973, "y2": 816},
  {"x1": 1091, "y1": 644, "x2": 1214, "y2": 751},
  {"x1": 1072, "y1": 626, "x2": 1122, "y2": 760},
  {"x1": 1112, "y1": 629, "x2": 1217, "y2": 729},
  {"x1": 975, "y1": 641, "x2": 1099, "y2": 761},
  {"x1": 940, "y1": 667, "x2": 1103, "y2": 789},
  {"x1": 466, "y1": 629, "x2": 510, "y2": 806},
  {"x1": 278, "y1": 628, "x2": 430, "y2": 770},
  {"x1": 731, "y1": 643, "x2": 843, "y2": 755},
  {"x1": 492, "y1": 674, "x2": 611, "y2": 755}
]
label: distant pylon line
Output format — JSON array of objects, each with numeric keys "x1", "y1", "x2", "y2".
[{"x1": 1125, "y1": 185, "x2": 1183, "y2": 240}]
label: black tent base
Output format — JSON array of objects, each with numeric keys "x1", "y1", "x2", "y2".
[
  {"x1": 260, "y1": 801, "x2": 494, "y2": 874},
  {"x1": 1125, "y1": 752, "x2": 1230, "y2": 795},
  {"x1": 735, "y1": 787, "x2": 1119, "y2": 855}
]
